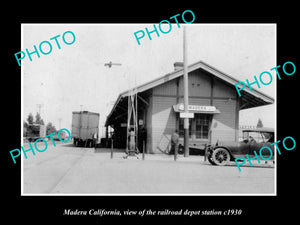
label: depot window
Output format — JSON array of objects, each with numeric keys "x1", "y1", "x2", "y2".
[{"x1": 179, "y1": 114, "x2": 211, "y2": 140}]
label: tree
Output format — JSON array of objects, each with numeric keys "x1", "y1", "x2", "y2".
[
  {"x1": 256, "y1": 118, "x2": 263, "y2": 128},
  {"x1": 46, "y1": 122, "x2": 57, "y2": 135},
  {"x1": 35, "y1": 112, "x2": 44, "y2": 125},
  {"x1": 23, "y1": 121, "x2": 28, "y2": 137},
  {"x1": 27, "y1": 113, "x2": 34, "y2": 125}
]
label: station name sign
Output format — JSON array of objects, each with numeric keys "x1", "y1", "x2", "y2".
[{"x1": 175, "y1": 103, "x2": 217, "y2": 112}]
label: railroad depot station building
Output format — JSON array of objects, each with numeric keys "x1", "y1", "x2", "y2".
[{"x1": 105, "y1": 61, "x2": 274, "y2": 154}]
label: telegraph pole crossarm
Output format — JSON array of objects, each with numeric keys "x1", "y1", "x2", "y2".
[{"x1": 104, "y1": 61, "x2": 122, "y2": 68}]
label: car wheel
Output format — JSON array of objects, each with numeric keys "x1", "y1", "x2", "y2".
[
  {"x1": 207, "y1": 151, "x2": 216, "y2": 165},
  {"x1": 212, "y1": 148, "x2": 230, "y2": 166}
]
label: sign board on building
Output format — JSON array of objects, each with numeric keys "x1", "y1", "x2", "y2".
[
  {"x1": 180, "y1": 112, "x2": 194, "y2": 118},
  {"x1": 239, "y1": 125, "x2": 256, "y2": 129},
  {"x1": 177, "y1": 104, "x2": 216, "y2": 112}
]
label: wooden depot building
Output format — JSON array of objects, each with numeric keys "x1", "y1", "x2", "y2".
[{"x1": 105, "y1": 61, "x2": 274, "y2": 154}]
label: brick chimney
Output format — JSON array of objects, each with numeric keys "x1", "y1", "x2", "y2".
[{"x1": 174, "y1": 62, "x2": 184, "y2": 71}]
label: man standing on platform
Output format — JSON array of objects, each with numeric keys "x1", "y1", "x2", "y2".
[{"x1": 170, "y1": 129, "x2": 179, "y2": 159}]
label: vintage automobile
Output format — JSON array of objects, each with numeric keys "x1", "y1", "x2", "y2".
[{"x1": 207, "y1": 127, "x2": 275, "y2": 166}]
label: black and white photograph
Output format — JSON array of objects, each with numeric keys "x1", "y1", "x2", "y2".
[
  {"x1": 4, "y1": 6, "x2": 298, "y2": 223},
  {"x1": 21, "y1": 23, "x2": 276, "y2": 195}
]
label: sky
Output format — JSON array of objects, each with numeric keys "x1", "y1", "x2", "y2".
[{"x1": 22, "y1": 24, "x2": 276, "y2": 137}]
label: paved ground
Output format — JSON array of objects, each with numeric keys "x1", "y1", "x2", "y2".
[{"x1": 22, "y1": 142, "x2": 275, "y2": 195}]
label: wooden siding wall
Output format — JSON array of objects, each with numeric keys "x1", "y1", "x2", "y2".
[
  {"x1": 211, "y1": 99, "x2": 237, "y2": 143},
  {"x1": 149, "y1": 69, "x2": 239, "y2": 153},
  {"x1": 151, "y1": 96, "x2": 177, "y2": 153},
  {"x1": 153, "y1": 79, "x2": 177, "y2": 96},
  {"x1": 213, "y1": 78, "x2": 237, "y2": 98},
  {"x1": 178, "y1": 70, "x2": 211, "y2": 97},
  {"x1": 211, "y1": 78, "x2": 238, "y2": 143}
]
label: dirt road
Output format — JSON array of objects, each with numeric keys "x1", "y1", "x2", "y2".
[{"x1": 22, "y1": 142, "x2": 275, "y2": 195}]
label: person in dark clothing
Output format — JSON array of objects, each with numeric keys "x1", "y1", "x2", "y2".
[
  {"x1": 128, "y1": 128, "x2": 136, "y2": 153},
  {"x1": 138, "y1": 126, "x2": 147, "y2": 153},
  {"x1": 124, "y1": 128, "x2": 139, "y2": 159},
  {"x1": 170, "y1": 129, "x2": 179, "y2": 155}
]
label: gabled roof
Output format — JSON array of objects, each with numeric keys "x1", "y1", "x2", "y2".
[{"x1": 106, "y1": 60, "x2": 274, "y2": 126}]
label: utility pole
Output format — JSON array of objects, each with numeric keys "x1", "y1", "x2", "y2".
[
  {"x1": 36, "y1": 104, "x2": 43, "y2": 115},
  {"x1": 183, "y1": 25, "x2": 189, "y2": 157}
]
